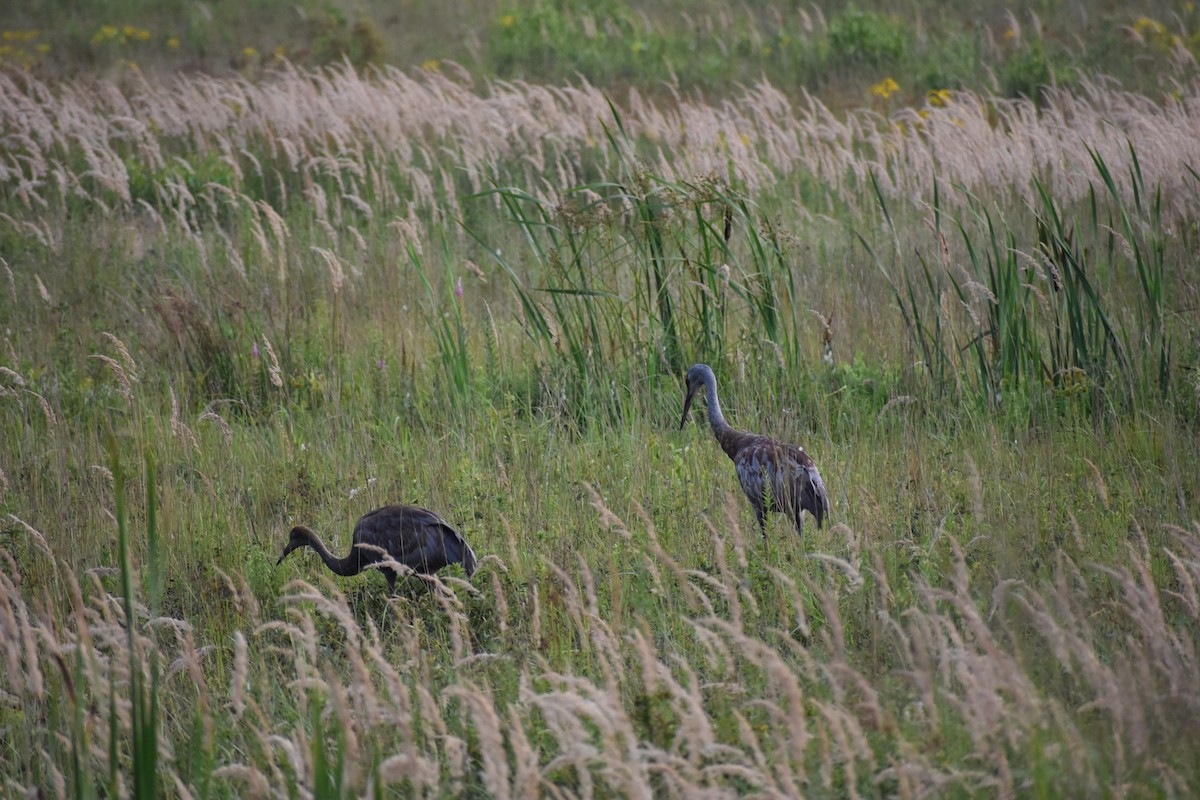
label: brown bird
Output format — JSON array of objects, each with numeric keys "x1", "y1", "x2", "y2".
[
  {"x1": 680, "y1": 363, "x2": 830, "y2": 537},
  {"x1": 276, "y1": 504, "x2": 478, "y2": 592}
]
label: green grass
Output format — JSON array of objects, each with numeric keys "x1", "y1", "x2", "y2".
[
  {"x1": 6, "y1": 0, "x2": 1200, "y2": 109},
  {"x1": 1, "y1": 20, "x2": 1200, "y2": 797}
]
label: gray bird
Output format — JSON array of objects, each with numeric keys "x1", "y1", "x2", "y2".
[
  {"x1": 680, "y1": 363, "x2": 830, "y2": 537},
  {"x1": 277, "y1": 504, "x2": 478, "y2": 591}
]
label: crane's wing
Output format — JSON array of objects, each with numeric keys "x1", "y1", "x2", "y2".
[
  {"x1": 421, "y1": 511, "x2": 478, "y2": 578},
  {"x1": 733, "y1": 440, "x2": 773, "y2": 512},
  {"x1": 357, "y1": 505, "x2": 478, "y2": 577},
  {"x1": 782, "y1": 444, "x2": 830, "y2": 527}
]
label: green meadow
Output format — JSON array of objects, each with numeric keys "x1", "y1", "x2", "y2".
[{"x1": 1, "y1": 1, "x2": 1199, "y2": 797}]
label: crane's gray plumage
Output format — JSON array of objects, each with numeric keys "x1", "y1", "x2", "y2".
[
  {"x1": 680, "y1": 363, "x2": 830, "y2": 537},
  {"x1": 277, "y1": 504, "x2": 478, "y2": 592}
]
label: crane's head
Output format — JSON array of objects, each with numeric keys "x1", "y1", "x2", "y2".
[
  {"x1": 276, "y1": 525, "x2": 314, "y2": 565},
  {"x1": 680, "y1": 363, "x2": 711, "y2": 430}
]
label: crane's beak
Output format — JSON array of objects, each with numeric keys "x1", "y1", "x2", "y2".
[
  {"x1": 276, "y1": 541, "x2": 297, "y2": 566},
  {"x1": 679, "y1": 384, "x2": 697, "y2": 430}
]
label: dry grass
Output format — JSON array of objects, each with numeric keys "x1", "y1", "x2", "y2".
[
  {"x1": 1, "y1": 498, "x2": 1198, "y2": 796},
  {"x1": 3, "y1": 68, "x2": 1200, "y2": 230}
]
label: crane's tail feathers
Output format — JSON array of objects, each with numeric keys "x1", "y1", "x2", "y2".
[
  {"x1": 806, "y1": 466, "x2": 831, "y2": 529},
  {"x1": 461, "y1": 544, "x2": 479, "y2": 578}
]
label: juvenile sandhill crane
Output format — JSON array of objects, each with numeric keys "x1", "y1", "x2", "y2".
[
  {"x1": 680, "y1": 363, "x2": 830, "y2": 538},
  {"x1": 276, "y1": 504, "x2": 478, "y2": 592}
]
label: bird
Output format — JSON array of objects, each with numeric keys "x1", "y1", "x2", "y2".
[
  {"x1": 276, "y1": 504, "x2": 478, "y2": 592},
  {"x1": 679, "y1": 363, "x2": 830, "y2": 538}
]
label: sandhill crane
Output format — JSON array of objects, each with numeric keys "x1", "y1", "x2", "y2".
[
  {"x1": 276, "y1": 504, "x2": 478, "y2": 592},
  {"x1": 680, "y1": 363, "x2": 830, "y2": 537}
]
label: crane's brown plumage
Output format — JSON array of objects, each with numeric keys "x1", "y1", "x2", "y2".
[
  {"x1": 680, "y1": 363, "x2": 830, "y2": 537},
  {"x1": 276, "y1": 504, "x2": 478, "y2": 592}
]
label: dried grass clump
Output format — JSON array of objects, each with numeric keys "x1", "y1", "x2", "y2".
[{"x1": 2, "y1": 68, "x2": 1199, "y2": 233}]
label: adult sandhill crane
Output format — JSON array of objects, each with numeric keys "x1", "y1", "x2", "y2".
[
  {"x1": 680, "y1": 363, "x2": 830, "y2": 538},
  {"x1": 276, "y1": 504, "x2": 478, "y2": 592}
]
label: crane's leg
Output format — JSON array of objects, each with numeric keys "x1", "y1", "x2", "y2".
[
  {"x1": 386, "y1": 569, "x2": 398, "y2": 595},
  {"x1": 793, "y1": 509, "x2": 805, "y2": 537}
]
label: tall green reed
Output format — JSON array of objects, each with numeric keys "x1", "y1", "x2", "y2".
[
  {"x1": 462, "y1": 113, "x2": 804, "y2": 420},
  {"x1": 876, "y1": 142, "x2": 1176, "y2": 414},
  {"x1": 409, "y1": 238, "x2": 473, "y2": 405},
  {"x1": 82, "y1": 436, "x2": 162, "y2": 798}
]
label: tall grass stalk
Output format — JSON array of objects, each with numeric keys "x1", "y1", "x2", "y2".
[
  {"x1": 110, "y1": 435, "x2": 160, "y2": 798},
  {"x1": 877, "y1": 142, "x2": 1180, "y2": 414}
]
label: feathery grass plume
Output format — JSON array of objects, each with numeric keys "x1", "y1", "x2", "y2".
[
  {"x1": 230, "y1": 630, "x2": 249, "y2": 719},
  {"x1": 98, "y1": 332, "x2": 138, "y2": 382},
  {"x1": 90, "y1": 353, "x2": 133, "y2": 400},
  {"x1": 6, "y1": 513, "x2": 55, "y2": 568},
  {"x1": 212, "y1": 764, "x2": 272, "y2": 795},
  {"x1": 445, "y1": 684, "x2": 511, "y2": 800},
  {"x1": 198, "y1": 408, "x2": 233, "y2": 446},
  {"x1": 427, "y1": 578, "x2": 470, "y2": 664},
  {"x1": 0, "y1": 366, "x2": 25, "y2": 396},
  {"x1": 253, "y1": 199, "x2": 289, "y2": 282},
  {"x1": 443, "y1": 734, "x2": 468, "y2": 795},
  {"x1": 169, "y1": 385, "x2": 200, "y2": 453},
  {"x1": 1081, "y1": 457, "x2": 1110, "y2": 509},
  {"x1": 766, "y1": 566, "x2": 812, "y2": 641},
  {"x1": 25, "y1": 389, "x2": 55, "y2": 428},
  {"x1": 703, "y1": 513, "x2": 746, "y2": 628},
  {"x1": 312, "y1": 246, "x2": 346, "y2": 294},
  {"x1": 261, "y1": 335, "x2": 284, "y2": 388},
  {"x1": 585, "y1": 482, "x2": 633, "y2": 539},
  {"x1": 34, "y1": 273, "x2": 53, "y2": 304},
  {"x1": 1, "y1": 258, "x2": 12, "y2": 302}
]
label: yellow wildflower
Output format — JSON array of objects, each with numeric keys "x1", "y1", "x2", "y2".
[
  {"x1": 870, "y1": 77, "x2": 899, "y2": 98},
  {"x1": 421, "y1": 58, "x2": 440, "y2": 71},
  {"x1": 500, "y1": 13, "x2": 516, "y2": 28},
  {"x1": 1134, "y1": 17, "x2": 1166, "y2": 35},
  {"x1": 928, "y1": 88, "x2": 952, "y2": 107},
  {"x1": 242, "y1": 46, "x2": 258, "y2": 57},
  {"x1": 92, "y1": 25, "x2": 119, "y2": 44},
  {"x1": 36, "y1": 43, "x2": 50, "y2": 54},
  {"x1": 166, "y1": 36, "x2": 180, "y2": 49}
]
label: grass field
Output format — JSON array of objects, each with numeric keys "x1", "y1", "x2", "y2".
[{"x1": 2, "y1": 3, "x2": 1200, "y2": 797}]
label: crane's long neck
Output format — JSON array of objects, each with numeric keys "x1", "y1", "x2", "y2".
[
  {"x1": 700, "y1": 370, "x2": 742, "y2": 459},
  {"x1": 301, "y1": 528, "x2": 362, "y2": 577}
]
